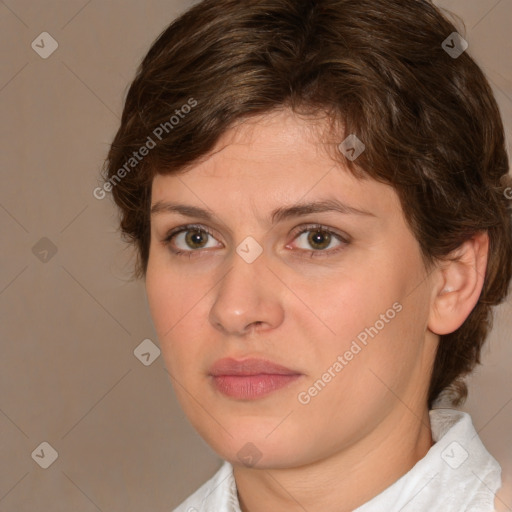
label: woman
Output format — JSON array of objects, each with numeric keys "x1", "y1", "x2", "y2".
[{"x1": 102, "y1": 0, "x2": 512, "y2": 510}]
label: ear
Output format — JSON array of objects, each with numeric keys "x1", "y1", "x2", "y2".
[{"x1": 428, "y1": 231, "x2": 489, "y2": 336}]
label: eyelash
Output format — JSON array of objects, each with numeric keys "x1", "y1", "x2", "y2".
[{"x1": 162, "y1": 223, "x2": 350, "y2": 259}]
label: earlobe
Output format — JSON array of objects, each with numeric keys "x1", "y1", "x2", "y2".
[{"x1": 428, "y1": 231, "x2": 489, "y2": 336}]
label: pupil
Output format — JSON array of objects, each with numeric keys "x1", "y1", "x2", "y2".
[
  {"x1": 309, "y1": 230, "x2": 330, "y2": 250},
  {"x1": 187, "y1": 230, "x2": 206, "y2": 248}
]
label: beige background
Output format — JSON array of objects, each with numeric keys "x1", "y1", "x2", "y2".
[{"x1": 0, "y1": 0, "x2": 511, "y2": 510}]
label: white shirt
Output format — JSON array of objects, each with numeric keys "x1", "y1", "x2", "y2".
[{"x1": 173, "y1": 408, "x2": 501, "y2": 512}]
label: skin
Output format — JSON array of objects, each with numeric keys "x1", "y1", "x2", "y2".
[{"x1": 145, "y1": 109, "x2": 489, "y2": 511}]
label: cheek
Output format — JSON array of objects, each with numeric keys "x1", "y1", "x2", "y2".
[
  {"x1": 146, "y1": 247, "x2": 197, "y2": 330},
  {"x1": 306, "y1": 264, "x2": 401, "y2": 343},
  {"x1": 295, "y1": 297, "x2": 428, "y2": 437},
  {"x1": 304, "y1": 253, "x2": 427, "y2": 383},
  {"x1": 145, "y1": 260, "x2": 183, "y2": 354},
  {"x1": 145, "y1": 257, "x2": 212, "y2": 374},
  {"x1": 145, "y1": 262, "x2": 171, "y2": 334}
]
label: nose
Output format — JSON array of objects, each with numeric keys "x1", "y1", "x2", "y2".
[{"x1": 208, "y1": 249, "x2": 284, "y2": 337}]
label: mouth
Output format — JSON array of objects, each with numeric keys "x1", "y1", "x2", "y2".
[{"x1": 208, "y1": 357, "x2": 303, "y2": 400}]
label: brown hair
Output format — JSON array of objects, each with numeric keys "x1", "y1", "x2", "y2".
[{"x1": 103, "y1": 0, "x2": 512, "y2": 409}]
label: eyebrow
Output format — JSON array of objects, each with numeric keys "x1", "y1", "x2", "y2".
[{"x1": 150, "y1": 199, "x2": 376, "y2": 224}]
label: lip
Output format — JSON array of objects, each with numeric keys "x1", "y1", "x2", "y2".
[
  {"x1": 209, "y1": 357, "x2": 300, "y2": 376},
  {"x1": 209, "y1": 357, "x2": 303, "y2": 400}
]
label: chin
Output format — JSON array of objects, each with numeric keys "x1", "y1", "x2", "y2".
[{"x1": 193, "y1": 418, "x2": 311, "y2": 469}]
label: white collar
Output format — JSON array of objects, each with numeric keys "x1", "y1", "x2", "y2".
[{"x1": 173, "y1": 408, "x2": 501, "y2": 512}]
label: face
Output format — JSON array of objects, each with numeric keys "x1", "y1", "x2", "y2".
[{"x1": 146, "y1": 109, "x2": 438, "y2": 469}]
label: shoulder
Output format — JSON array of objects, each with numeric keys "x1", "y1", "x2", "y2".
[
  {"x1": 430, "y1": 408, "x2": 503, "y2": 512},
  {"x1": 172, "y1": 461, "x2": 238, "y2": 512}
]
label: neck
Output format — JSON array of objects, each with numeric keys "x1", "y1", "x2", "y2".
[{"x1": 233, "y1": 407, "x2": 434, "y2": 512}]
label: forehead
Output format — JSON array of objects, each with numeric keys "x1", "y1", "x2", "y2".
[
  {"x1": 151, "y1": 109, "x2": 402, "y2": 221},
  {"x1": 184, "y1": 109, "x2": 337, "y2": 177}
]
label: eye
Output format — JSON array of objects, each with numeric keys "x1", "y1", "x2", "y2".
[
  {"x1": 162, "y1": 224, "x2": 221, "y2": 258},
  {"x1": 287, "y1": 224, "x2": 350, "y2": 258},
  {"x1": 162, "y1": 223, "x2": 350, "y2": 259}
]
